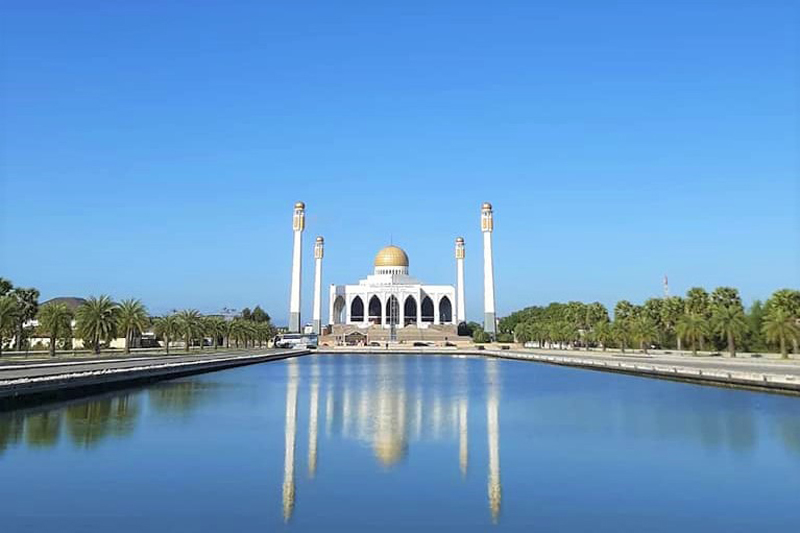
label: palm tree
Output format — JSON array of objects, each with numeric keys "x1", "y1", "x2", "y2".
[
  {"x1": 763, "y1": 308, "x2": 800, "y2": 359},
  {"x1": 37, "y1": 302, "x2": 73, "y2": 358},
  {"x1": 75, "y1": 296, "x2": 119, "y2": 355},
  {"x1": 177, "y1": 310, "x2": 203, "y2": 352},
  {"x1": 594, "y1": 321, "x2": 614, "y2": 352},
  {"x1": 632, "y1": 316, "x2": 658, "y2": 354},
  {"x1": 204, "y1": 317, "x2": 227, "y2": 350},
  {"x1": 154, "y1": 314, "x2": 181, "y2": 355},
  {"x1": 11, "y1": 287, "x2": 39, "y2": 351},
  {"x1": 0, "y1": 295, "x2": 20, "y2": 357},
  {"x1": 712, "y1": 305, "x2": 747, "y2": 358},
  {"x1": 613, "y1": 319, "x2": 631, "y2": 353},
  {"x1": 117, "y1": 299, "x2": 149, "y2": 355},
  {"x1": 677, "y1": 313, "x2": 708, "y2": 356},
  {"x1": 256, "y1": 322, "x2": 274, "y2": 348}
]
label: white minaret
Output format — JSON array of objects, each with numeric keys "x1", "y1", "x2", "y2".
[
  {"x1": 455, "y1": 237, "x2": 466, "y2": 324},
  {"x1": 312, "y1": 236, "x2": 324, "y2": 334},
  {"x1": 288, "y1": 201, "x2": 305, "y2": 332},
  {"x1": 481, "y1": 202, "x2": 497, "y2": 338}
]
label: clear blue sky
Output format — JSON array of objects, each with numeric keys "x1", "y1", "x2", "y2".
[{"x1": 1, "y1": 1, "x2": 798, "y2": 324}]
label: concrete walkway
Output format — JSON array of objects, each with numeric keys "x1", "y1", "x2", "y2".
[{"x1": 0, "y1": 349, "x2": 309, "y2": 405}]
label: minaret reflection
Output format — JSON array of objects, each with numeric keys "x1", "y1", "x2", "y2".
[
  {"x1": 282, "y1": 360, "x2": 299, "y2": 522},
  {"x1": 486, "y1": 359, "x2": 502, "y2": 523},
  {"x1": 456, "y1": 357, "x2": 470, "y2": 478},
  {"x1": 325, "y1": 384, "x2": 333, "y2": 438},
  {"x1": 308, "y1": 362, "x2": 320, "y2": 478}
]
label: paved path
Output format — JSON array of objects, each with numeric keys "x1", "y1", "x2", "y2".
[
  {"x1": 0, "y1": 349, "x2": 308, "y2": 404},
  {"x1": 0, "y1": 350, "x2": 280, "y2": 380},
  {"x1": 509, "y1": 349, "x2": 800, "y2": 378}
]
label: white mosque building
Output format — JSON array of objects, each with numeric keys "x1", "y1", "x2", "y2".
[
  {"x1": 328, "y1": 245, "x2": 457, "y2": 328},
  {"x1": 286, "y1": 201, "x2": 497, "y2": 339}
]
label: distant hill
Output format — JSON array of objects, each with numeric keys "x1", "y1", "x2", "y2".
[{"x1": 40, "y1": 297, "x2": 87, "y2": 311}]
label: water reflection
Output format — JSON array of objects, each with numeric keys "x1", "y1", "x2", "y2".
[
  {"x1": 0, "y1": 380, "x2": 218, "y2": 455},
  {"x1": 282, "y1": 360, "x2": 299, "y2": 522},
  {"x1": 279, "y1": 355, "x2": 505, "y2": 523},
  {"x1": 486, "y1": 359, "x2": 502, "y2": 523}
]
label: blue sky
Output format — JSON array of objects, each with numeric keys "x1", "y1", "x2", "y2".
[{"x1": 1, "y1": 1, "x2": 797, "y2": 323}]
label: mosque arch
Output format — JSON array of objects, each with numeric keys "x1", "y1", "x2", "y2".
[
  {"x1": 385, "y1": 296, "x2": 400, "y2": 326},
  {"x1": 421, "y1": 295, "x2": 434, "y2": 323},
  {"x1": 368, "y1": 295, "x2": 382, "y2": 325},
  {"x1": 439, "y1": 296, "x2": 453, "y2": 324},
  {"x1": 403, "y1": 296, "x2": 418, "y2": 326},
  {"x1": 350, "y1": 296, "x2": 364, "y2": 322},
  {"x1": 333, "y1": 296, "x2": 346, "y2": 324}
]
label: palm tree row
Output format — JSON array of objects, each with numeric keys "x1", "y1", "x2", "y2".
[
  {"x1": 0, "y1": 283, "x2": 276, "y2": 356},
  {"x1": 503, "y1": 287, "x2": 800, "y2": 358}
]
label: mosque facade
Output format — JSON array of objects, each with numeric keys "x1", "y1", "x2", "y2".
[{"x1": 328, "y1": 245, "x2": 457, "y2": 328}]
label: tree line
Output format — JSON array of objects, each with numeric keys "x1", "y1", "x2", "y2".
[
  {"x1": 0, "y1": 278, "x2": 275, "y2": 357},
  {"x1": 499, "y1": 287, "x2": 800, "y2": 358}
]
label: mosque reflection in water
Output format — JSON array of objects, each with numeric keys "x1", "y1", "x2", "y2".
[
  {"x1": 281, "y1": 355, "x2": 504, "y2": 523},
  {"x1": 3, "y1": 355, "x2": 800, "y2": 528}
]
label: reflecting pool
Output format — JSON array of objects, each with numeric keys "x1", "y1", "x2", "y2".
[{"x1": 1, "y1": 354, "x2": 799, "y2": 531}]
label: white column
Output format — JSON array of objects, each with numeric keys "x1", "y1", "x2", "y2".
[
  {"x1": 434, "y1": 296, "x2": 441, "y2": 325},
  {"x1": 380, "y1": 294, "x2": 386, "y2": 328},
  {"x1": 364, "y1": 294, "x2": 370, "y2": 326},
  {"x1": 455, "y1": 237, "x2": 466, "y2": 323},
  {"x1": 399, "y1": 294, "x2": 405, "y2": 328},
  {"x1": 289, "y1": 202, "x2": 305, "y2": 333},
  {"x1": 312, "y1": 237, "x2": 324, "y2": 334},
  {"x1": 481, "y1": 202, "x2": 496, "y2": 338}
]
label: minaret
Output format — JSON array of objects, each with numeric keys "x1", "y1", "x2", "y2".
[
  {"x1": 481, "y1": 202, "x2": 497, "y2": 338},
  {"x1": 312, "y1": 236, "x2": 324, "y2": 334},
  {"x1": 289, "y1": 201, "x2": 305, "y2": 332},
  {"x1": 455, "y1": 237, "x2": 466, "y2": 324}
]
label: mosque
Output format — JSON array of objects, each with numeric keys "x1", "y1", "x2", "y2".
[
  {"x1": 286, "y1": 201, "x2": 498, "y2": 342},
  {"x1": 328, "y1": 245, "x2": 457, "y2": 328}
]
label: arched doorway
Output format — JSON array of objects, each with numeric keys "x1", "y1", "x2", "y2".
[
  {"x1": 439, "y1": 296, "x2": 453, "y2": 324},
  {"x1": 404, "y1": 296, "x2": 417, "y2": 326},
  {"x1": 368, "y1": 295, "x2": 382, "y2": 325},
  {"x1": 350, "y1": 296, "x2": 364, "y2": 322},
  {"x1": 333, "y1": 296, "x2": 345, "y2": 324},
  {"x1": 421, "y1": 296, "x2": 434, "y2": 323},
  {"x1": 385, "y1": 295, "x2": 399, "y2": 326}
]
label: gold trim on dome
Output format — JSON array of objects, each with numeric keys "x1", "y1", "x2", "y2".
[{"x1": 374, "y1": 245, "x2": 409, "y2": 267}]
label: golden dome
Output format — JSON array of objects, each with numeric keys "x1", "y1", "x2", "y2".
[
  {"x1": 455, "y1": 237, "x2": 464, "y2": 243},
  {"x1": 294, "y1": 201, "x2": 305, "y2": 209},
  {"x1": 482, "y1": 202, "x2": 492, "y2": 210},
  {"x1": 374, "y1": 245, "x2": 409, "y2": 267},
  {"x1": 316, "y1": 236, "x2": 324, "y2": 243}
]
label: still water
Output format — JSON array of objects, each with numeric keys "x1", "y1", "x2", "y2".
[{"x1": 1, "y1": 354, "x2": 799, "y2": 531}]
